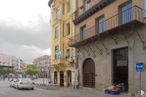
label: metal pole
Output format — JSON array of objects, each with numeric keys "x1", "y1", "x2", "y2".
[
  {"x1": 139, "y1": 72, "x2": 141, "y2": 97},
  {"x1": 43, "y1": 71, "x2": 45, "y2": 85}
]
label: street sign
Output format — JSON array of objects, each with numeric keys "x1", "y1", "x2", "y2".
[
  {"x1": 55, "y1": 49, "x2": 63, "y2": 57},
  {"x1": 136, "y1": 62, "x2": 144, "y2": 72}
]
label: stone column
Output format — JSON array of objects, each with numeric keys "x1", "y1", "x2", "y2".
[
  {"x1": 64, "y1": 71, "x2": 67, "y2": 87},
  {"x1": 50, "y1": 70, "x2": 54, "y2": 84},
  {"x1": 58, "y1": 72, "x2": 60, "y2": 85}
]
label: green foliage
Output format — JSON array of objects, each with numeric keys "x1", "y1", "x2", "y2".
[
  {"x1": 0, "y1": 67, "x2": 15, "y2": 74},
  {"x1": 25, "y1": 64, "x2": 38, "y2": 75}
]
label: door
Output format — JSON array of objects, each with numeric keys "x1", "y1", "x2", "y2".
[
  {"x1": 83, "y1": 58, "x2": 95, "y2": 88},
  {"x1": 54, "y1": 71, "x2": 58, "y2": 84},
  {"x1": 113, "y1": 47, "x2": 128, "y2": 91},
  {"x1": 81, "y1": 25, "x2": 88, "y2": 40},
  {"x1": 67, "y1": 70, "x2": 72, "y2": 86},
  {"x1": 60, "y1": 71, "x2": 64, "y2": 87},
  {"x1": 120, "y1": 1, "x2": 132, "y2": 24}
]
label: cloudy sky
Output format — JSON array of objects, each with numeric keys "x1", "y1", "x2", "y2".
[{"x1": 0, "y1": 0, "x2": 51, "y2": 63}]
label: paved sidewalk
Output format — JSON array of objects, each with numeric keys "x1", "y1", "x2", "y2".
[
  {"x1": 33, "y1": 78, "x2": 50, "y2": 85},
  {"x1": 56, "y1": 87, "x2": 129, "y2": 97},
  {"x1": 33, "y1": 78, "x2": 129, "y2": 97}
]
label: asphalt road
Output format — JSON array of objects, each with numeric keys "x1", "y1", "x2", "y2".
[{"x1": 0, "y1": 81, "x2": 128, "y2": 97}]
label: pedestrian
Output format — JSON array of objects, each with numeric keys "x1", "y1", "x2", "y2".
[{"x1": 48, "y1": 79, "x2": 51, "y2": 85}]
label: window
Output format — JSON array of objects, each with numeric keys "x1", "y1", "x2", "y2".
[
  {"x1": 55, "y1": 46, "x2": 59, "y2": 59},
  {"x1": 56, "y1": 7, "x2": 60, "y2": 18},
  {"x1": 66, "y1": 23, "x2": 70, "y2": 35},
  {"x1": 55, "y1": 27, "x2": 59, "y2": 39},
  {"x1": 80, "y1": 25, "x2": 88, "y2": 40},
  {"x1": 63, "y1": 24, "x2": 65, "y2": 36},
  {"x1": 144, "y1": 0, "x2": 146, "y2": 18},
  {"x1": 66, "y1": 49, "x2": 70, "y2": 58},
  {"x1": 120, "y1": 1, "x2": 132, "y2": 24},
  {"x1": 62, "y1": 3, "x2": 65, "y2": 15},
  {"x1": 67, "y1": 0, "x2": 71, "y2": 13},
  {"x1": 96, "y1": 16, "x2": 105, "y2": 33},
  {"x1": 84, "y1": 0, "x2": 90, "y2": 11}
]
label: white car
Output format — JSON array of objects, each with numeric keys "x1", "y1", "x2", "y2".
[
  {"x1": 9, "y1": 79, "x2": 17, "y2": 87},
  {"x1": 14, "y1": 78, "x2": 35, "y2": 90}
]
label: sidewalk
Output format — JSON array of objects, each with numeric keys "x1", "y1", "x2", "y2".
[
  {"x1": 33, "y1": 78, "x2": 129, "y2": 97},
  {"x1": 33, "y1": 78, "x2": 50, "y2": 85},
  {"x1": 65, "y1": 87, "x2": 129, "y2": 97}
]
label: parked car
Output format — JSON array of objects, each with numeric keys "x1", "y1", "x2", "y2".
[
  {"x1": 13, "y1": 78, "x2": 35, "y2": 90},
  {"x1": 9, "y1": 78, "x2": 18, "y2": 87}
]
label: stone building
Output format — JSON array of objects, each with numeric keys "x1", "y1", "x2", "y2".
[
  {"x1": 0, "y1": 52, "x2": 24, "y2": 72},
  {"x1": 33, "y1": 55, "x2": 51, "y2": 78},
  {"x1": 69, "y1": 0, "x2": 146, "y2": 95},
  {"x1": 49, "y1": 0, "x2": 78, "y2": 87}
]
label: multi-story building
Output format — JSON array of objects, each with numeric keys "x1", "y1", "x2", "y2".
[
  {"x1": 33, "y1": 55, "x2": 51, "y2": 78},
  {"x1": 49, "y1": 0, "x2": 78, "y2": 87},
  {"x1": 69, "y1": 0, "x2": 146, "y2": 95},
  {"x1": 0, "y1": 52, "x2": 24, "y2": 73},
  {"x1": 0, "y1": 53, "x2": 12, "y2": 67}
]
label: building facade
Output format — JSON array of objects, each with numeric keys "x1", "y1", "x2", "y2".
[
  {"x1": 49, "y1": 0, "x2": 78, "y2": 87},
  {"x1": 0, "y1": 52, "x2": 24, "y2": 73},
  {"x1": 69, "y1": 0, "x2": 146, "y2": 95},
  {"x1": 33, "y1": 55, "x2": 51, "y2": 78}
]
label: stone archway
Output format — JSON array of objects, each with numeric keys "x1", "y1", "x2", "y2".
[{"x1": 83, "y1": 58, "x2": 95, "y2": 88}]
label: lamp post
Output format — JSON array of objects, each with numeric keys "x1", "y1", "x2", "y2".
[{"x1": 41, "y1": 68, "x2": 45, "y2": 85}]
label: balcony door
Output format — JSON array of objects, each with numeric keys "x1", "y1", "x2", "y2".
[
  {"x1": 96, "y1": 16, "x2": 105, "y2": 33},
  {"x1": 120, "y1": 1, "x2": 132, "y2": 24},
  {"x1": 81, "y1": 25, "x2": 88, "y2": 40},
  {"x1": 84, "y1": 0, "x2": 90, "y2": 11}
]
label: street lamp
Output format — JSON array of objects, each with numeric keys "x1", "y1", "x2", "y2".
[{"x1": 41, "y1": 68, "x2": 45, "y2": 85}]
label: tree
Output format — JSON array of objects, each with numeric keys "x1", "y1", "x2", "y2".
[
  {"x1": 25, "y1": 64, "x2": 38, "y2": 76},
  {"x1": 0, "y1": 67, "x2": 15, "y2": 75}
]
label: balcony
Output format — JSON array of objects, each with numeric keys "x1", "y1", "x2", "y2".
[
  {"x1": 70, "y1": 6, "x2": 145, "y2": 47},
  {"x1": 74, "y1": 0, "x2": 115, "y2": 25}
]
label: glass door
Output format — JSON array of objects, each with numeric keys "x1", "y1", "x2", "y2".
[{"x1": 120, "y1": 2, "x2": 132, "y2": 24}]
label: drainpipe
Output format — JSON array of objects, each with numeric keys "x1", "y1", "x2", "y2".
[{"x1": 131, "y1": 36, "x2": 136, "y2": 97}]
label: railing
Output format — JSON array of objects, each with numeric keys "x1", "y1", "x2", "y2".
[
  {"x1": 74, "y1": 0, "x2": 114, "y2": 20},
  {"x1": 70, "y1": 6, "x2": 145, "y2": 46},
  {"x1": 75, "y1": 0, "x2": 100, "y2": 18}
]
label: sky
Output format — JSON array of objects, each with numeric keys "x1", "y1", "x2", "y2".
[{"x1": 0, "y1": 0, "x2": 51, "y2": 63}]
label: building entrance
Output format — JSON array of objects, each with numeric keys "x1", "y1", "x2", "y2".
[
  {"x1": 60, "y1": 71, "x2": 64, "y2": 87},
  {"x1": 83, "y1": 58, "x2": 95, "y2": 88},
  {"x1": 113, "y1": 47, "x2": 128, "y2": 91}
]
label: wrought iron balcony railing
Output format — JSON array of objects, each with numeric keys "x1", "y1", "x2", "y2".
[
  {"x1": 70, "y1": 6, "x2": 145, "y2": 47},
  {"x1": 74, "y1": 0, "x2": 115, "y2": 25}
]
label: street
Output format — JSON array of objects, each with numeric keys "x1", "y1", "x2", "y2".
[{"x1": 0, "y1": 80, "x2": 129, "y2": 97}]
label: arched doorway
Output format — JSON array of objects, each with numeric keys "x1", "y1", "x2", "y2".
[
  {"x1": 83, "y1": 58, "x2": 95, "y2": 88},
  {"x1": 60, "y1": 71, "x2": 64, "y2": 87},
  {"x1": 54, "y1": 71, "x2": 58, "y2": 84},
  {"x1": 67, "y1": 70, "x2": 72, "y2": 86}
]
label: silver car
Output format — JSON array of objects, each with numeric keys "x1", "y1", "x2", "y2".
[{"x1": 14, "y1": 78, "x2": 35, "y2": 90}]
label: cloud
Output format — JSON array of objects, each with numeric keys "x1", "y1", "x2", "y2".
[
  {"x1": 0, "y1": 14, "x2": 51, "y2": 64},
  {"x1": 0, "y1": 0, "x2": 51, "y2": 63}
]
